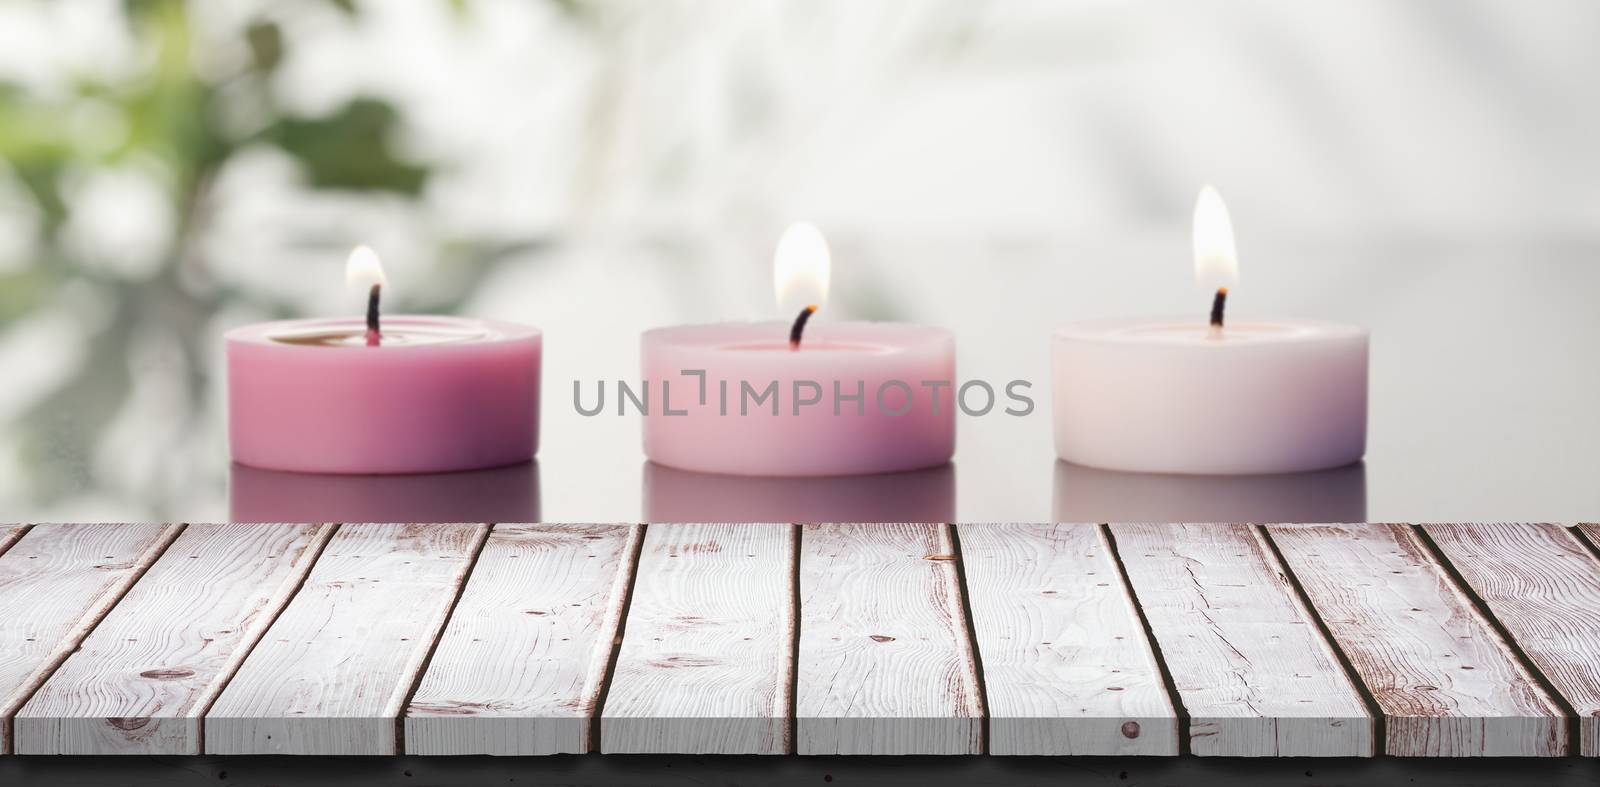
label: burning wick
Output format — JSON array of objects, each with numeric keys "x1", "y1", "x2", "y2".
[
  {"x1": 789, "y1": 305, "x2": 818, "y2": 350},
  {"x1": 346, "y1": 245, "x2": 388, "y2": 347},
  {"x1": 365, "y1": 283, "x2": 382, "y2": 346},
  {"x1": 1208, "y1": 287, "x2": 1228, "y2": 338}
]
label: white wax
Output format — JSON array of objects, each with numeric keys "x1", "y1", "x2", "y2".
[{"x1": 1052, "y1": 318, "x2": 1368, "y2": 475}]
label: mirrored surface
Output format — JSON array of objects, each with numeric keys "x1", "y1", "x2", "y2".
[
  {"x1": 229, "y1": 462, "x2": 540, "y2": 524},
  {"x1": 1053, "y1": 461, "x2": 1366, "y2": 524},
  {"x1": 644, "y1": 462, "x2": 956, "y2": 523}
]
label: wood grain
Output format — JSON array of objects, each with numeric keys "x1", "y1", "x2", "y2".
[
  {"x1": 0, "y1": 524, "x2": 182, "y2": 754},
  {"x1": 958, "y1": 523, "x2": 1178, "y2": 755},
  {"x1": 1267, "y1": 523, "x2": 1567, "y2": 757},
  {"x1": 1421, "y1": 523, "x2": 1600, "y2": 756},
  {"x1": 407, "y1": 524, "x2": 640, "y2": 755},
  {"x1": 600, "y1": 523, "x2": 794, "y2": 754},
  {"x1": 795, "y1": 523, "x2": 984, "y2": 755},
  {"x1": 13, "y1": 524, "x2": 334, "y2": 754},
  {"x1": 1109, "y1": 523, "x2": 1373, "y2": 757},
  {"x1": 204, "y1": 524, "x2": 489, "y2": 755}
]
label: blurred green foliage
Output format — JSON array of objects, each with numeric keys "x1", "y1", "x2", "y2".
[
  {"x1": 267, "y1": 100, "x2": 428, "y2": 193},
  {"x1": 0, "y1": 0, "x2": 448, "y2": 508}
]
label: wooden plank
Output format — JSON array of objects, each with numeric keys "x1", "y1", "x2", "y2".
[
  {"x1": 1581, "y1": 524, "x2": 1600, "y2": 547},
  {"x1": 0, "y1": 526, "x2": 27, "y2": 556},
  {"x1": 958, "y1": 523, "x2": 1178, "y2": 756},
  {"x1": 796, "y1": 523, "x2": 984, "y2": 755},
  {"x1": 407, "y1": 524, "x2": 640, "y2": 755},
  {"x1": 600, "y1": 523, "x2": 793, "y2": 755},
  {"x1": 204, "y1": 523, "x2": 489, "y2": 755},
  {"x1": 1108, "y1": 523, "x2": 1373, "y2": 757},
  {"x1": 0, "y1": 524, "x2": 182, "y2": 754},
  {"x1": 13, "y1": 524, "x2": 335, "y2": 754},
  {"x1": 1267, "y1": 523, "x2": 1567, "y2": 757},
  {"x1": 1423, "y1": 523, "x2": 1600, "y2": 755}
]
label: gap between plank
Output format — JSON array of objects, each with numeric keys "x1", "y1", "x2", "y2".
[
  {"x1": 393, "y1": 523, "x2": 494, "y2": 756},
  {"x1": 3, "y1": 523, "x2": 187, "y2": 755},
  {"x1": 1571, "y1": 524, "x2": 1600, "y2": 564},
  {"x1": 945, "y1": 523, "x2": 991, "y2": 756},
  {"x1": 193, "y1": 523, "x2": 341, "y2": 754},
  {"x1": 1099, "y1": 523, "x2": 1192, "y2": 756},
  {"x1": 1410, "y1": 523, "x2": 1580, "y2": 757},
  {"x1": 588, "y1": 523, "x2": 648, "y2": 754},
  {"x1": 1255, "y1": 524, "x2": 1386, "y2": 757},
  {"x1": 0, "y1": 526, "x2": 31, "y2": 559},
  {"x1": 786, "y1": 523, "x2": 801, "y2": 755}
]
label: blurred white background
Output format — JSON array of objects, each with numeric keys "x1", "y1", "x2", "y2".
[{"x1": 0, "y1": 0, "x2": 1596, "y2": 522}]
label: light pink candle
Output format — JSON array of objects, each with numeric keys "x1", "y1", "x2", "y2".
[
  {"x1": 641, "y1": 222, "x2": 955, "y2": 477},
  {"x1": 641, "y1": 322, "x2": 955, "y2": 476},
  {"x1": 227, "y1": 316, "x2": 541, "y2": 474}
]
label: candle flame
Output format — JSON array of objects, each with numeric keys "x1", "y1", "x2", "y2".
[
  {"x1": 345, "y1": 244, "x2": 387, "y2": 290},
  {"x1": 1193, "y1": 185, "x2": 1239, "y2": 290},
  {"x1": 773, "y1": 222, "x2": 830, "y2": 314}
]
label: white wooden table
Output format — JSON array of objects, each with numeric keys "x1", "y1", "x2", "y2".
[{"x1": 2, "y1": 523, "x2": 1598, "y2": 758}]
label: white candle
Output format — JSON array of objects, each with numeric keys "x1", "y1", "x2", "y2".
[{"x1": 1052, "y1": 188, "x2": 1369, "y2": 475}]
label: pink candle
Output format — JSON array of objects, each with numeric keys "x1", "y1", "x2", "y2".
[
  {"x1": 640, "y1": 224, "x2": 956, "y2": 477},
  {"x1": 226, "y1": 247, "x2": 540, "y2": 474}
]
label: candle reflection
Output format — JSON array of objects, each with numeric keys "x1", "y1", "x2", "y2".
[
  {"x1": 1052, "y1": 460, "x2": 1365, "y2": 523},
  {"x1": 230, "y1": 461, "x2": 540, "y2": 523},
  {"x1": 644, "y1": 462, "x2": 955, "y2": 523}
]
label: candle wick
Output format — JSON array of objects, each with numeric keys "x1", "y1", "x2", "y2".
[
  {"x1": 788, "y1": 305, "x2": 818, "y2": 350},
  {"x1": 366, "y1": 283, "x2": 382, "y2": 347},
  {"x1": 1208, "y1": 287, "x2": 1228, "y2": 337}
]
